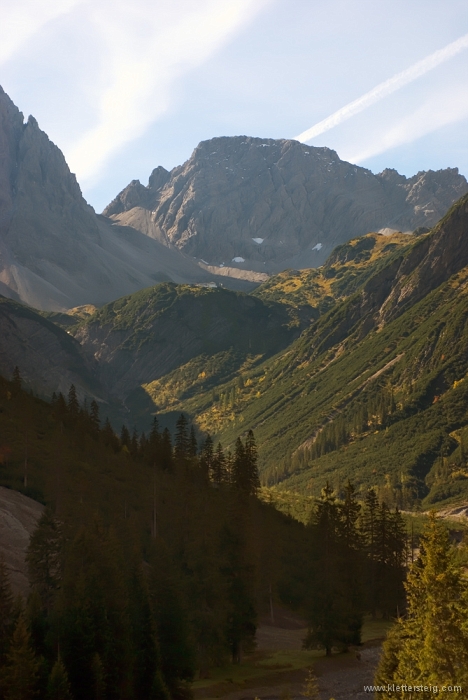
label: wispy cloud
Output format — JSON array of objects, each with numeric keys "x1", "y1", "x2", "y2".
[
  {"x1": 67, "y1": 0, "x2": 270, "y2": 184},
  {"x1": 345, "y1": 87, "x2": 468, "y2": 165},
  {"x1": 0, "y1": 0, "x2": 82, "y2": 65},
  {"x1": 295, "y1": 32, "x2": 468, "y2": 143}
]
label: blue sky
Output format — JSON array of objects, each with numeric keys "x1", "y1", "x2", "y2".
[{"x1": 2, "y1": 0, "x2": 468, "y2": 212}]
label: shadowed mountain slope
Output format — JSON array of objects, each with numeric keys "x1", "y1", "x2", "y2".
[
  {"x1": 73, "y1": 283, "x2": 304, "y2": 421},
  {"x1": 0, "y1": 295, "x2": 103, "y2": 399}
]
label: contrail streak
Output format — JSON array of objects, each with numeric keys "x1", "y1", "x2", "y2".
[{"x1": 295, "y1": 32, "x2": 468, "y2": 143}]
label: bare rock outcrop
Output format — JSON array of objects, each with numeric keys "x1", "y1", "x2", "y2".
[
  {"x1": 0, "y1": 87, "x2": 221, "y2": 311},
  {"x1": 0, "y1": 486, "x2": 43, "y2": 596},
  {"x1": 104, "y1": 136, "x2": 468, "y2": 272}
]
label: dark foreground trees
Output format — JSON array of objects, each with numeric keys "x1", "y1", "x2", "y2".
[{"x1": 303, "y1": 483, "x2": 406, "y2": 656}]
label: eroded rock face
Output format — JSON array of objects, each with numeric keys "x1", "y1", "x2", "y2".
[
  {"x1": 0, "y1": 486, "x2": 44, "y2": 596},
  {"x1": 0, "y1": 88, "x2": 219, "y2": 311},
  {"x1": 104, "y1": 136, "x2": 468, "y2": 271}
]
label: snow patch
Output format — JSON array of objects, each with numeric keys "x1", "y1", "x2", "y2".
[{"x1": 311, "y1": 243, "x2": 323, "y2": 251}]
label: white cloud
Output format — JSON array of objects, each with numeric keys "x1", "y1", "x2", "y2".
[
  {"x1": 66, "y1": 0, "x2": 270, "y2": 184},
  {"x1": 0, "y1": 0, "x2": 82, "y2": 65},
  {"x1": 345, "y1": 87, "x2": 468, "y2": 165},
  {"x1": 295, "y1": 31, "x2": 468, "y2": 143}
]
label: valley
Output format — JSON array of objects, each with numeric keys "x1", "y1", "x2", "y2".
[{"x1": 1, "y1": 83, "x2": 468, "y2": 698}]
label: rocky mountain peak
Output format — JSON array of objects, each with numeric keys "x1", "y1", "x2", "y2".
[
  {"x1": 104, "y1": 136, "x2": 468, "y2": 273},
  {"x1": 0, "y1": 87, "x2": 220, "y2": 310}
]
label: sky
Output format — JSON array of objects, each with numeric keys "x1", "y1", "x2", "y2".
[{"x1": 2, "y1": 0, "x2": 468, "y2": 212}]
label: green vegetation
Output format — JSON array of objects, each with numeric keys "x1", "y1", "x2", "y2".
[
  {"x1": 253, "y1": 232, "x2": 412, "y2": 311},
  {"x1": 375, "y1": 514, "x2": 468, "y2": 692},
  {"x1": 0, "y1": 372, "x2": 409, "y2": 698},
  {"x1": 156, "y1": 232, "x2": 468, "y2": 509}
]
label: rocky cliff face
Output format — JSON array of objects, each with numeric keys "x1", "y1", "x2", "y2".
[
  {"x1": 104, "y1": 136, "x2": 468, "y2": 272},
  {"x1": 0, "y1": 88, "x2": 221, "y2": 311},
  {"x1": 0, "y1": 486, "x2": 43, "y2": 595}
]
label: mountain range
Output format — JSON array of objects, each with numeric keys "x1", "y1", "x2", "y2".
[
  {"x1": 1, "y1": 85, "x2": 468, "y2": 509},
  {"x1": 105, "y1": 136, "x2": 468, "y2": 273},
  {"x1": 0, "y1": 85, "x2": 466, "y2": 311}
]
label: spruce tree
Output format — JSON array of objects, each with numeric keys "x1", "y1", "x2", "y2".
[
  {"x1": 120, "y1": 424, "x2": 130, "y2": 449},
  {"x1": 0, "y1": 615, "x2": 41, "y2": 700},
  {"x1": 244, "y1": 430, "x2": 260, "y2": 495},
  {"x1": 89, "y1": 400, "x2": 100, "y2": 435},
  {"x1": 26, "y1": 510, "x2": 63, "y2": 614},
  {"x1": 219, "y1": 525, "x2": 257, "y2": 664},
  {"x1": 200, "y1": 434, "x2": 214, "y2": 481},
  {"x1": 67, "y1": 385, "x2": 79, "y2": 420},
  {"x1": 232, "y1": 434, "x2": 260, "y2": 495},
  {"x1": 361, "y1": 488, "x2": 379, "y2": 616},
  {"x1": 304, "y1": 483, "x2": 350, "y2": 655},
  {"x1": 189, "y1": 425, "x2": 198, "y2": 459},
  {"x1": 174, "y1": 414, "x2": 189, "y2": 465},
  {"x1": 375, "y1": 513, "x2": 468, "y2": 691},
  {"x1": 212, "y1": 442, "x2": 226, "y2": 485},
  {"x1": 160, "y1": 428, "x2": 173, "y2": 471},
  {"x1": 46, "y1": 658, "x2": 73, "y2": 700}
]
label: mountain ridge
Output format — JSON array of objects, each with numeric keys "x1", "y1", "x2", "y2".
[
  {"x1": 104, "y1": 135, "x2": 468, "y2": 272},
  {"x1": 0, "y1": 87, "x2": 257, "y2": 311}
]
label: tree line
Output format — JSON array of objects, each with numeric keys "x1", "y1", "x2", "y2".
[{"x1": 0, "y1": 372, "x2": 409, "y2": 698}]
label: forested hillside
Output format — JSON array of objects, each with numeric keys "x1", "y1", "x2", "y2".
[
  {"x1": 0, "y1": 373, "x2": 407, "y2": 698},
  {"x1": 76, "y1": 194, "x2": 468, "y2": 510},
  {"x1": 3, "y1": 194, "x2": 468, "y2": 511}
]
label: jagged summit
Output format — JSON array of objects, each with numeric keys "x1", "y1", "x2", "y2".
[
  {"x1": 104, "y1": 135, "x2": 468, "y2": 273},
  {"x1": 1, "y1": 84, "x2": 467, "y2": 309},
  {"x1": 0, "y1": 88, "x2": 222, "y2": 311}
]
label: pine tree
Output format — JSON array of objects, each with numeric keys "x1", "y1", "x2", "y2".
[
  {"x1": 219, "y1": 525, "x2": 257, "y2": 664},
  {"x1": 361, "y1": 488, "x2": 379, "y2": 617},
  {"x1": 231, "y1": 438, "x2": 246, "y2": 491},
  {"x1": 337, "y1": 482, "x2": 363, "y2": 645},
  {"x1": 130, "y1": 428, "x2": 139, "y2": 457},
  {"x1": 120, "y1": 424, "x2": 130, "y2": 449},
  {"x1": 147, "y1": 417, "x2": 161, "y2": 466},
  {"x1": 148, "y1": 541, "x2": 195, "y2": 695},
  {"x1": 199, "y1": 435, "x2": 214, "y2": 481},
  {"x1": 67, "y1": 385, "x2": 79, "y2": 420},
  {"x1": 0, "y1": 615, "x2": 41, "y2": 700},
  {"x1": 26, "y1": 510, "x2": 63, "y2": 614},
  {"x1": 102, "y1": 418, "x2": 119, "y2": 451},
  {"x1": 174, "y1": 413, "x2": 188, "y2": 455},
  {"x1": 375, "y1": 513, "x2": 468, "y2": 690},
  {"x1": 160, "y1": 428, "x2": 173, "y2": 471},
  {"x1": 244, "y1": 430, "x2": 260, "y2": 495},
  {"x1": 212, "y1": 442, "x2": 226, "y2": 485},
  {"x1": 304, "y1": 483, "x2": 350, "y2": 655},
  {"x1": 46, "y1": 658, "x2": 73, "y2": 700},
  {"x1": 189, "y1": 425, "x2": 198, "y2": 459},
  {"x1": 89, "y1": 400, "x2": 100, "y2": 435}
]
